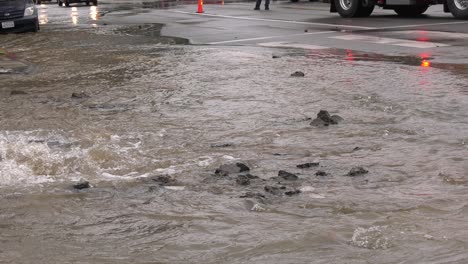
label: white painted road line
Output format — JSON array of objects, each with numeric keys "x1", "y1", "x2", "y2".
[
  {"x1": 208, "y1": 31, "x2": 335, "y2": 44},
  {"x1": 393, "y1": 30, "x2": 468, "y2": 39},
  {"x1": 172, "y1": 10, "x2": 376, "y2": 30},
  {"x1": 258, "y1": 41, "x2": 328, "y2": 49},
  {"x1": 331, "y1": 34, "x2": 450, "y2": 48},
  {"x1": 376, "y1": 21, "x2": 468, "y2": 30}
]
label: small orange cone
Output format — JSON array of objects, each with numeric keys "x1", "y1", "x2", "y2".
[{"x1": 197, "y1": 0, "x2": 204, "y2": 13}]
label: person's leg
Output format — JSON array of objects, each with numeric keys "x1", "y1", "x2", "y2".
[
  {"x1": 264, "y1": 0, "x2": 270, "y2": 10},
  {"x1": 254, "y1": 0, "x2": 261, "y2": 9}
]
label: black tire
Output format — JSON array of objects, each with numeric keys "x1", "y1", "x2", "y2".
[
  {"x1": 92, "y1": 0, "x2": 97, "y2": 5},
  {"x1": 58, "y1": 0, "x2": 62, "y2": 6},
  {"x1": 37, "y1": 0, "x2": 41, "y2": 4},
  {"x1": 393, "y1": 5, "x2": 429, "y2": 16},
  {"x1": 447, "y1": 0, "x2": 468, "y2": 19},
  {"x1": 291, "y1": 0, "x2": 299, "y2": 2},
  {"x1": 65, "y1": 0, "x2": 69, "y2": 6},
  {"x1": 357, "y1": 0, "x2": 375, "y2": 17},
  {"x1": 86, "y1": 1, "x2": 89, "y2": 5},
  {"x1": 334, "y1": 0, "x2": 374, "y2": 17}
]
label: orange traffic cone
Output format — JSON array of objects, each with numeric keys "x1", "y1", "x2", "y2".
[{"x1": 197, "y1": 0, "x2": 204, "y2": 13}]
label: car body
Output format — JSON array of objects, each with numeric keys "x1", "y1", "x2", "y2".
[
  {"x1": 58, "y1": 0, "x2": 96, "y2": 7},
  {"x1": 0, "y1": 0, "x2": 39, "y2": 33}
]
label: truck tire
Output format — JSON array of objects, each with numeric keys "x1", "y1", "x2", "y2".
[
  {"x1": 393, "y1": 5, "x2": 429, "y2": 16},
  {"x1": 334, "y1": 0, "x2": 374, "y2": 17},
  {"x1": 356, "y1": 0, "x2": 375, "y2": 17},
  {"x1": 447, "y1": 0, "x2": 468, "y2": 19}
]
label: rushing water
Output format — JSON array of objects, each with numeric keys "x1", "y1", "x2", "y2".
[{"x1": 1, "y1": 5, "x2": 468, "y2": 263}]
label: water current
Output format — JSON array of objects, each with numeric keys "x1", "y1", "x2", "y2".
[{"x1": 1, "y1": 5, "x2": 468, "y2": 263}]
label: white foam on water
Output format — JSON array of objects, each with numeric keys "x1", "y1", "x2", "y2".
[
  {"x1": 350, "y1": 226, "x2": 391, "y2": 250},
  {"x1": 0, "y1": 130, "x2": 150, "y2": 188}
]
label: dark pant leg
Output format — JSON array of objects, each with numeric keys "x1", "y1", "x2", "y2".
[
  {"x1": 255, "y1": 0, "x2": 262, "y2": 8},
  {"x1": 264, "y1": 0, "x2": 270, "y2": 8}
]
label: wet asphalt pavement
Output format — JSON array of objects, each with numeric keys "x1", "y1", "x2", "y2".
[{"x1": 1, "y1": 1, "x2": 468, "y2": 263}]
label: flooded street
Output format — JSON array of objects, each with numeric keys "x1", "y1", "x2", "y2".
[{"x1": 2, "y1": 2, "x2": 468, "y2": 263}]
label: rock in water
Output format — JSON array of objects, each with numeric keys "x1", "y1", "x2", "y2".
[
  {"x1": 297, "y1": 162, "x2": 319, "y2": 168},
  {"x1": 264, "y1": 185, "x2": 282, "y2": 195},
  {"x1": 152, "y1": 175, "x2": 175, "y2": 185},
  {"x1": 310, "y1": 110, "x2": 343, "y2": 127},
  {"x1": 348, "y1": 167, "x2": 369, "y2": 176},
  {"x1": 71, "y1": 91, "x2": 90, "y2": 99},
  {"x1": 278, "y1": 170, "x2": 298, "y2": 181},
  {"x1": 215, "y1": 163, "x2": 250, "y2": 176},
  {"x1": 285, "y1": 190, "x2": 301, "y2": 196},
  {"x1": 236, "y1": 175, "x2": 251, "y2": 186},
  {"x1": 315, "y1": 170, "x2": 327, "y2": 176},
  {"x1": 73, "y1": 181, "x2": 90, "y2": 190},
  {"x1": 291, "y1": 71, "x2": 305, "y2": 77}
]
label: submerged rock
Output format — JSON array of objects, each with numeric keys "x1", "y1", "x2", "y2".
[
  {"x1": 315, "y1": 170, "x2": 328, "y2": 176},
  {"x1": 348, "y1": 167, "x2": 369, "y2": 176},
  {"x1": 278, "y1": 170, "x2": 298, "y2": 181},
  {"x1": 215, "y1": 163, "x2": 250, "y2": 176},
  {"x1": 71, "y1": 91, "x2": 90, "y2": 99},
  {"x1": 152, "y1": 175, "x2": 175, "y2": 185},
  {"x1": 236, "y1": 175, "x2": 251, "y2": 186},
  {"x1": 297, "y1": 162, "x2": 319, "y2": 168},
  {"x1": 73, "y1": 181, "x2": 90, "y2": 190},
  {"x1": 210, "y1": 143, "x2": 233, "y2": 148},
  {"x1": 240, "y1": 192, "x2": 265, "y2": 199},
  {"x1": 290, "y1": 71, "x2": 305, "y2": 77},
  {"x1": 10, "y1": 90, "x2": 27, "y2": 95},
  {"x1": 264, "y1": 185, "x2": 282, "y2": 195},
  {"x1": 285, "y1": 190, "x2": 301, "y2": 196},
  {"x1": 310, "y1": 110, "x2": 343, "y2": 127}
]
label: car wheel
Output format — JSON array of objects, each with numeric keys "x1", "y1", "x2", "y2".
[
  {"x1": 86, "y1": 1, "x2": 89, "y2": 4},
  {"x1": 290, "y1": 0, "x2": 299, "y2": 2},
  {"x1": 58, "y1": 0, "x2": 63, "y2": 6},
  {"x1": 393, "y1": 5, "x2": 429, "y2": 16},
  {"x1": 92, "y1": 0, "x2": 97, "y2": 5},
  {"x1": 334, "y1": 0, "x2": 374, "y2": 17},
  {"x1": 447, "y1": 0, "x2": 468, "y2": 19},
  {"x1": 65, "y1": 0, "x2": 69, "y2": 6}
]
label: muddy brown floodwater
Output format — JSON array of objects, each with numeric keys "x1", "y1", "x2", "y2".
[{"x1": 1, "y1": 9, "x2": 468, "y2": 264}]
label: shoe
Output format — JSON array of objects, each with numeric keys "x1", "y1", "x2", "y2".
[
  {"x1": 265, "y1": 7, "x2": 270, "y2": 10},
  {"x1": 254, "y1": 7, "x2": 260, "y2": 10}
]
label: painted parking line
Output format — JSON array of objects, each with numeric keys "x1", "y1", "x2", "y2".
[
  {"x1": 376, "y1": 21, "x2": 468, "y2": 30},
  {"x1": 258, "y1": 41, "x2": 328, "y2": 49},
  {"x1": 331, "y1": 34, "x2": 450, "y2": 48},
  {"x1": 392, "y1": 30, "x2": 468, "y2": 39},
  {"x1": 208, "y1": 30, "x2": 335, "y2": 44},
  {"x1": 172, "y1": 10, "x2": 376, "y2": 30}
]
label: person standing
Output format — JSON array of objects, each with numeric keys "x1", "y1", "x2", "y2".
[{"x1": 254, "y1": 0, "x2": 270, "y2": 10}]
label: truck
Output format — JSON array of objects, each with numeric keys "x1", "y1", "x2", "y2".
[{"x1": 330, "y1": 0, "x2": 468, "y2": 19}]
